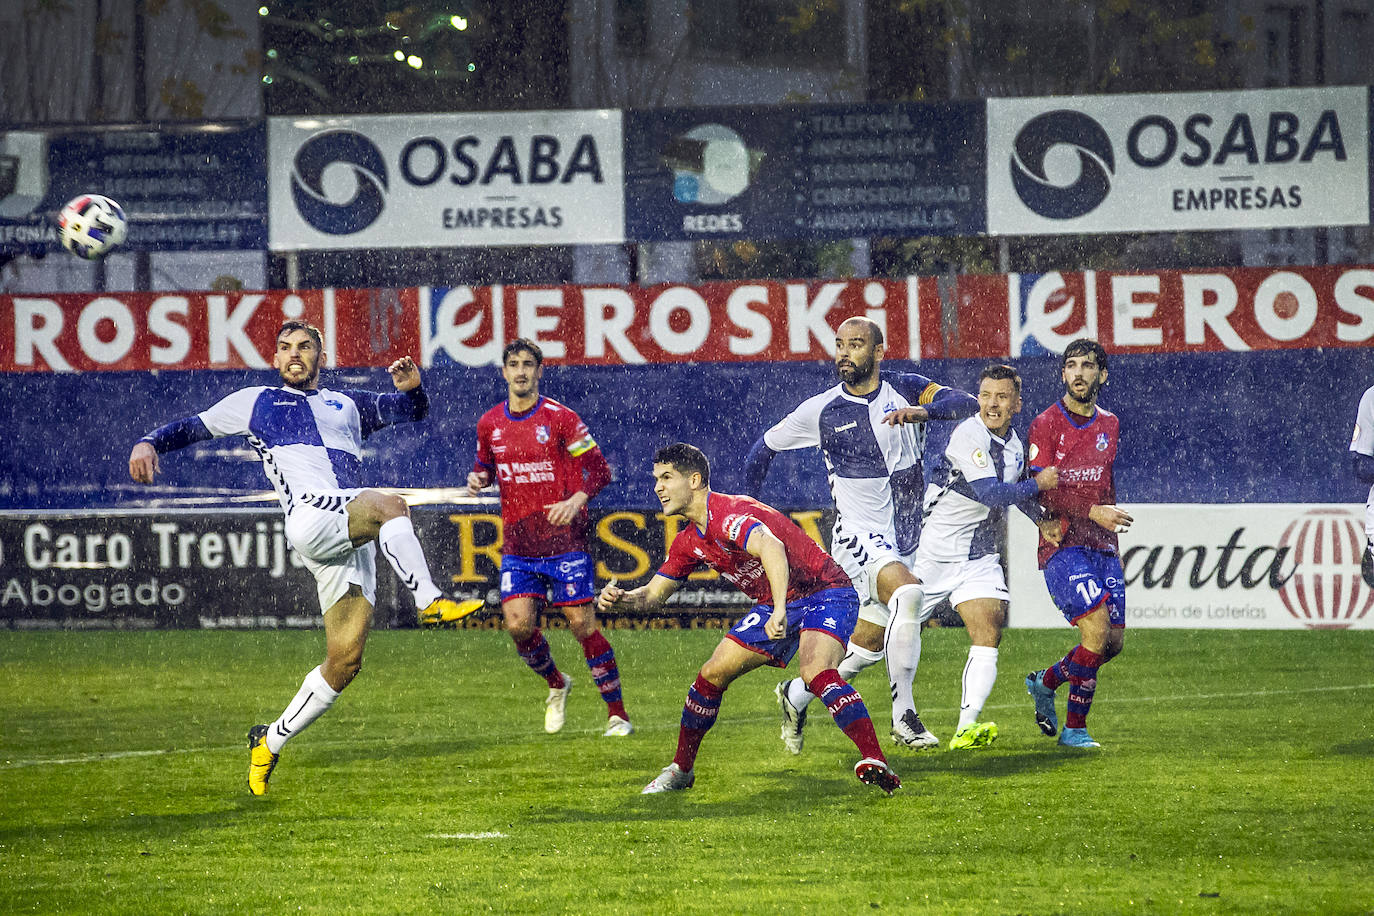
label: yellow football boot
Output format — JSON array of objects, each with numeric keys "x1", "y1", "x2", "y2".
[
  {"x1": 247, "y1": 724, "x2": 279, "y2": 796},
  {"x1": 418, "y1": 598, "x2": 484, "y2": 627}
]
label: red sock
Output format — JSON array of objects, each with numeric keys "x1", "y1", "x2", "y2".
[
  {"x1": 808, "y1": 669, "x2": 886, "y2": 762},
  {"x1": 1064, "y1": 645, "x2": 1103, "y2": 729},
  {"x1": 578, "y1": 629, "x2": 627, "y2": 721},
  {"x1": 514, "y1": 629, "x2": 564, "y2": 689},
  {"x1": 673, "y1": 674, "x2": 724, "y2": 771}
]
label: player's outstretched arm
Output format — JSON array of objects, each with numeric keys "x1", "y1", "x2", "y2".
[
  {"x1": 1088, "y1": 504, "x2": 1133, "y2": 534},
  {"x1": 129, "y1": 415, "x2": 213, "y2": 484},
  {"x1": 881, "y1": 406, "x2": 928, "y2": 426},
  {"x1": 597, "y1": 575, "x2": 679, "y2": 614},
  {"x1": 129, "y1": 441, "x2": 159, "y2": 483},
  {"x1": 742, "y1": 436, "x2": 777, "y2": 497},
  {"x1": 921, "y1": 384, "x2": 978, "y2": 420},
  {"x1": 968, "y1": 475, "x2": 1043, "y2": 510},
  {"x1": 388, "y1": 356, "x2": 421, "y2": 391},
  {"x1": 1010, "y1": 466, "x2": 1058, "y2": 525},
  {"x1": 889, "y1": 374, "x2": 977, "y2": 421}
]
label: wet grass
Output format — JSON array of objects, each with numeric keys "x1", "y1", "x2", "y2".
[{"x1": 1, "y1": 627, "x2": 1371, "y2": 914}]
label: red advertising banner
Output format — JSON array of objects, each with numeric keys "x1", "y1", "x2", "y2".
[
  {"x1": 0, "y1": 288, "x2": 419, "y2": 373},
  {"x1": 4, "y1": 266, "x2": 1372, "y2": 372},
  {"x1": 983, "y1": 265, "x2": 1374, "y2": 356},
  {"x1": 419, "y1": 278, "x2": 938, "y2": 368}
]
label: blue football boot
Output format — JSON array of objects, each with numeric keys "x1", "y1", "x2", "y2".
[
  {"x1": 1025, "y1": 670, "x2": 1058, "y2": 737},
  {"x1": 1057, "y1": 727, "x2": 1101, "y2": 748}
]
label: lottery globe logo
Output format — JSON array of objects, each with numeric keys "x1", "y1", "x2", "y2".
[
  {"x1": 661, "y1": 124, "x2": 762, "y2": 205},
  {"x1": 1276, "y1": 508, "x2": 1373, "y2": 628},
  {"x1": 1010, "y1": 110, "x2": 1114, "y2": 219},
  {"x1": 291, "y1": 130, "x2": 388, "y2": 234}
]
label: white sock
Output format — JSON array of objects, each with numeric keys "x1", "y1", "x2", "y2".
[
  {"x1": 838, "y1": 642, "x2": 883, "y2": 682},
  {"x1": 378, "y1": 516, "x2": 442, "y2": 608},
  {"x1": 883, "y1": 583, "x2": 925, "y2": 727},
  {"x1": 958, "y1": 646, "x2": 999, "y2": 730},
  {"x1": 784, "y1": 677, "x2": 814, "y2": 711},
  {"x1": 266, "y1": 665, "x2": 340, "y2": 754},
  {"x1": 785, "y1": 642, "x2": 882, "y2": 711}
]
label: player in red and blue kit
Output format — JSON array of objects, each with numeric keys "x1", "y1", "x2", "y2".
[
  {"x1": 1024, "y1": 339, "x2": 1134, "y2": 749},
  {"x1": 598, "y1": 443, "x2": 900, "y2": 795},
  {"x1": 467, "y1": 339, "x2": 631, "y2": 737}
]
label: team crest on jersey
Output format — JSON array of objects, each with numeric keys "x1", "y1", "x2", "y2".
[
  {"x1": 1096, "y1": 432, "x2": 1109, "y2": 451},
  {"x1": 537, "y1": 425, "x2": 550, "y2": 444},
  {"x1": 971, "y1": 448, "x2": 989, "y2": 469}
]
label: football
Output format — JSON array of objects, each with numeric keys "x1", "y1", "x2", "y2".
[{"x1": 57, "y1": 193, "x2": 128, "y2": 260}]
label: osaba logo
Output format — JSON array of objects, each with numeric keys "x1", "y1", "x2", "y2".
[
  {"x1": 291, "y1": 130, "x2": 388, "y2": 235},
  {"x1": 1011, "y1": 110, "x2": 1115, "y2": 219}
]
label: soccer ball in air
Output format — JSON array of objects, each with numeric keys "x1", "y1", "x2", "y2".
[{"x1": 58, "y1": 194, "x2": 127, "y2": 260}]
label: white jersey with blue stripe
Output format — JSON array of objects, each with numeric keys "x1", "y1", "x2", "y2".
[
  {"x1": 763, "y1": 371, "x2": 939, "y2": 556},
  {"x1": 197, "y1": 385, "x2": 391, "y2": 512},
  {"x1": 918, "y1": 416, "x2": 1025, "y2": 562}
]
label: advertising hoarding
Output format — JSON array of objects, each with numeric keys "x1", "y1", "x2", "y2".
[
  {"x1": 0, "y1": 122, "x2": 267, "y2": 255},
  {"x1": 987, "y1": 86, "x2": 1370, "y2": 235},
  {"x1": 0, "y1": 507, "x2": 838, "y2": 629},
  {"x1": 1008, "y1": 504, "x2": 1374, "y2": 629},
  {"x1": 267, "y1": 111, "x2": 625, "y2": 250},
  {"x1": 625, "y1": 102, "x2": 986, "y2": 241}
]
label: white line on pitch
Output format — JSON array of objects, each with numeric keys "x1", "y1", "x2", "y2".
[
  {"x1": 1, "y1": 747, "x2": 213, "y2": 768},
  {"x1": 4, "y1": 681, "x2": 1371, "y2": 771},
  {"x1": 425, "y1": 832, "x2": 508, "y2": 840}
]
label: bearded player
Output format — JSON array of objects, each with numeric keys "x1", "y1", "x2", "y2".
[
  {"x1": 744, "y1": 316, "x2": 976, "y2": 753},
  {"x1": 1024, "y1": 339, "x2": 1133, "y2": 749},
  {"x1": 129, "y1": 320, "x2": 474, "y2": 795},
  {"x1": 468, "y1": 338, "x2": 630, "y2": 737}
]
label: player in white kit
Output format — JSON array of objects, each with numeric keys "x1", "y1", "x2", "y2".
[
  {"x1": 129, "y1": 320, "x2": 474, "y2": 795},
  {"x1": 1351, "y1": 383, "x2": 1374, "y2": 587},
  {"x1": 744, "y1": 316, "x2": 977, "y2": 752},
  {"x1": 884, "y1": 365, "x2": 1060, "y2": 748}
]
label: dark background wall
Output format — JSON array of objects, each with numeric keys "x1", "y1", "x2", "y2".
[{"x1": 5, "y1": 347, "x2": 1373, "y2": 511}]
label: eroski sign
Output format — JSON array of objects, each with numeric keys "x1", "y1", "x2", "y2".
[
  {"x1": 267, "y1": 110, "x2": 625, "y2": 250},
  {"x1": 987, "y1": 86, "x2": 1369, "y2": 235}
]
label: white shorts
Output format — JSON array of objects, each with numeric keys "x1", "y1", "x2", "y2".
[
  {"x1": 909, "y1": 553, "x2": 1009, "y2": 624},
  {"x1": 830, "y1": 525, "x2": 913, "y2": 628},
  {"x1": 285, "y1": 489, "x2": 376, "y2": 612}
]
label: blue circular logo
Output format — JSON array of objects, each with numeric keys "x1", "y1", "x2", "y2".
[
  {"x1": 290, "y1": 130, "x2": 388, "y2": 235},
  {"x1": 1010, "y1": 110, "x2": 1114, "y2": 219}
]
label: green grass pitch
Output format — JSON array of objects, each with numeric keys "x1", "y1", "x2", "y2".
[{"x1": 2, "y1": 626, "x2": 1372, "y2": 914}]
